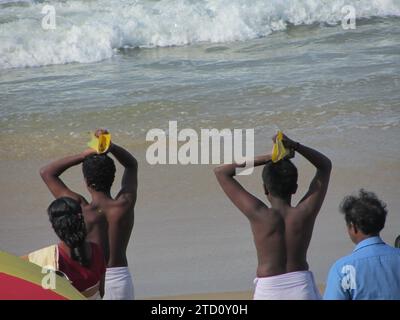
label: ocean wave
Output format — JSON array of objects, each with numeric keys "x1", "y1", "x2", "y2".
[{"x1": 1, "y1": 0, "x2": 399, "y2": 69}]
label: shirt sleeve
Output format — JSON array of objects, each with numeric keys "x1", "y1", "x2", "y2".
[{"x1": 323, "y1": 263, "x2": 350, "y2": 300}]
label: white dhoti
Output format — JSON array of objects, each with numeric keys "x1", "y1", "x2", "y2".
[
  {"x1": 253, "y1": 271, "x2": 322, "y2": 300},
  {"x1": 104, "y1": 267, "x2": 135, "y2": 300}
]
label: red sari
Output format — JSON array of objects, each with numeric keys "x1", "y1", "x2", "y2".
[{"x1": 58, "y1": 242, "x2": 106, "y2": 298}]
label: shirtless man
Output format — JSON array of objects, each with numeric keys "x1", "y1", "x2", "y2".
[
  {"x1": 214, "y1": 134, "x2": 332, "y2": 299},
  {"x1": 40, "y1": 130, "x2": 138, "y2": 300}
]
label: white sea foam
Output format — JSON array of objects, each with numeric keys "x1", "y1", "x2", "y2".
[{"x1": 0, "y1": 0, "x2": 399, "y2": 69}]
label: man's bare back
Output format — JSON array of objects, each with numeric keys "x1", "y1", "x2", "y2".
[
  {"x1": 40, "y1": 134, "x2": 138, "y2": 268},
  {"x1": 252, "y1": 205, "x2": 317, "y2": 277},
  {"x1": 215, "y1": 134, "x2": 331, "y2": 278},
  {"x1": 83, "y1": 197, "x2": 135, "y2": 267}
]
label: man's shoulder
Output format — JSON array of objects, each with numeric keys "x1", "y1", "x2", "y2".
[
  {"x1": 332, "y1": 243, "x2": 400, "y2": 269},
  {"x1": 83, "y1": 200, "x2": 130, "y2": 218},
  {"x1": 287, "y1": 205, "x2": 318, "y2": 223},
  {"x1": 104, "y1": 199, "x2": 134, "y2": 219},
  {"x1": 381, "y1": 243, "x2": 400, "y2": 253},
  {"x1": 376, "y1": 244, "x2": 400, "y2": 260},
  {"x1": 255, "y1": 206, "x2": 285, "y2": 223}
]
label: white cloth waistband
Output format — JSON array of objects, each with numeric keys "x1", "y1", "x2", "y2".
[
  {"x1": 104, "y1": 267, "x2": 135, "y2": 300},
  {"x1": 105, "y1": 267, "x2": 132, "y2": 277},
  {"x1": 254, "y1": 271, "x2": 322, "y2": 300}
]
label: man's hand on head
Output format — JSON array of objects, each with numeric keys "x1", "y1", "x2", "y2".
[
  {"x1": 285, "y1": 148, "x2": 295, "y2": 160},
  {"x1": 271, "y1": 133, "x2": 297, "y2": 150},
  {"x1": 281, "y1": 134, "x2": 297, "y2": 149},
  {"x1": 94, "y1": 128, "x2": 108, "y2": 136},
  {"x1": 93, "y1": 128, "x2": 113, "y2": 153}
]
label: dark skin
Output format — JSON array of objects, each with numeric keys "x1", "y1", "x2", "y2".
[
  {"x1": 346, "y1": 223, "x2": 378, "y2": 245},
  {"x1": 40, "y1": 130, "x2": 138, "y2": 268},
  {"x1": 214, "y1": 134, "x2": 332, "y2": 278}
]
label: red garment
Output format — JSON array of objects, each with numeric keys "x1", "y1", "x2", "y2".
[{"x1": 58, "y1": 242, "x2": 106, "y2": 292}]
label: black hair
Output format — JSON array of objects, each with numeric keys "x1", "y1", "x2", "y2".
[
  {"x1": 394, "y1": 235, "x2": 400, "y2": 249},
  {"x1": 82, "y1": 154, "x2": 116, "y2": 193},
  {"x1": 340, "y1": 189, "x2": 387, "y2": 235},
  {"x1": 262, "y1": 159, "x2": 298, "y2": 199},
  {"x1": 47, "y1": 197, "x2": 89, "y2": 267}
]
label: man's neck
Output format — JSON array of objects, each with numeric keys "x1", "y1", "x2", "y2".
[
  {"x1": 269, "y1": 196, "x2": 292, "y2": 209},
  {"x1": 354, "y1": 233, "x2": 379, "y2": 245},
  {"x1": 89, "y1": 190, "x2": 112, "y2": 202}
]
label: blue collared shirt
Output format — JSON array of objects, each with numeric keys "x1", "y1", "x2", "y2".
[{"x1": 324, "y1": 236, "x2": 400, "y2": 300}]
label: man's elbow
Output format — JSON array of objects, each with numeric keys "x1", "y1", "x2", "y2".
[
  {"x1": 39, "y1": 165, "x2": 54, "y2": 181},
  {"x1": 39, "y1": 166, "x2": 48, "y2": 179},
  {"x1": 213, "y1": 165, "x2": 235, "y2": 178},
  {"x1": 213, "y1": 166, "x2": 224, "y2": 176},
  {"x1": 127, "y1": 157, "x2": 138, "y2": 170},
  {"x1": 324, "y1": 159, "x2": 333, "y2": 173}
]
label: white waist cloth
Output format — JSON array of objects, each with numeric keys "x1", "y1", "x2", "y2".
[
  {"x1": 104, "y1": 267, "x2": 135, "y2": 300},
  {"x1": 253, "y1": 271, "x2": 322, "y2": 300}
]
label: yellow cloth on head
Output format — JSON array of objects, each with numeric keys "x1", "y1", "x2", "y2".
[
  {"x1": 87, "y1": 132, "x2": 111, "y2": 154},
  {"x1": 271, "y1": 131, "x2": 290, "y2": 163}
]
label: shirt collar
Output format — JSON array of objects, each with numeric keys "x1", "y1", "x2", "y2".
[{"x1": 354, "y1": 236, "x2": 385, "y2": 252}]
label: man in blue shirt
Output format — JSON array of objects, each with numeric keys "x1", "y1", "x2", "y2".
[{"x1": 324, "y1": 189, "x2": 400, "y2": 300}]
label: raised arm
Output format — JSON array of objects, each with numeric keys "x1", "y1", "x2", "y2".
[
  {"x1": 109, "y1": 143, "x2": 138, "y2": 206},
  {"x1": 282, "y1": 135, "x2": 332, "y2": 216},
  {"x1": 214, "y1": 154, "x2": 272, "y2": 221},
  {"x1": 39, "y1": 149, "x2": 94, "y2": 204}
]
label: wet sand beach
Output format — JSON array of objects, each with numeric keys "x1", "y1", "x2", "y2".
[{"x1": 1, "y1": 138, "x2": 399, "y2": 298}]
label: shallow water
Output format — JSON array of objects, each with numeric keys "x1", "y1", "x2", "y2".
[{"x1": 0, "y1": 0, "x2": 400, "y2": 159}]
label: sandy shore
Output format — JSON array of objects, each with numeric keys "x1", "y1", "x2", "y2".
[{"x1": 1, "y1": 143, "x2": 399, "y2": 299}]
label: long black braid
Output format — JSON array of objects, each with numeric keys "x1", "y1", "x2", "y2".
[{"x1": 47, "y1": 197, "x2": 90, "y2": 267}]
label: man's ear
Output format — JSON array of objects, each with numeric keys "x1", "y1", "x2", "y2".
[
  {"x1": 348, "y1": 222, "x2": 358, "y2": 234},
  {"x1": 263, "y1": 184, "x2": 269, "y2": 195}
]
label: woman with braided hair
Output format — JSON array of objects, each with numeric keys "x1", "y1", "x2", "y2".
[{"x1": 25, "y1": 197, "x2": 106, "y2": 299}]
